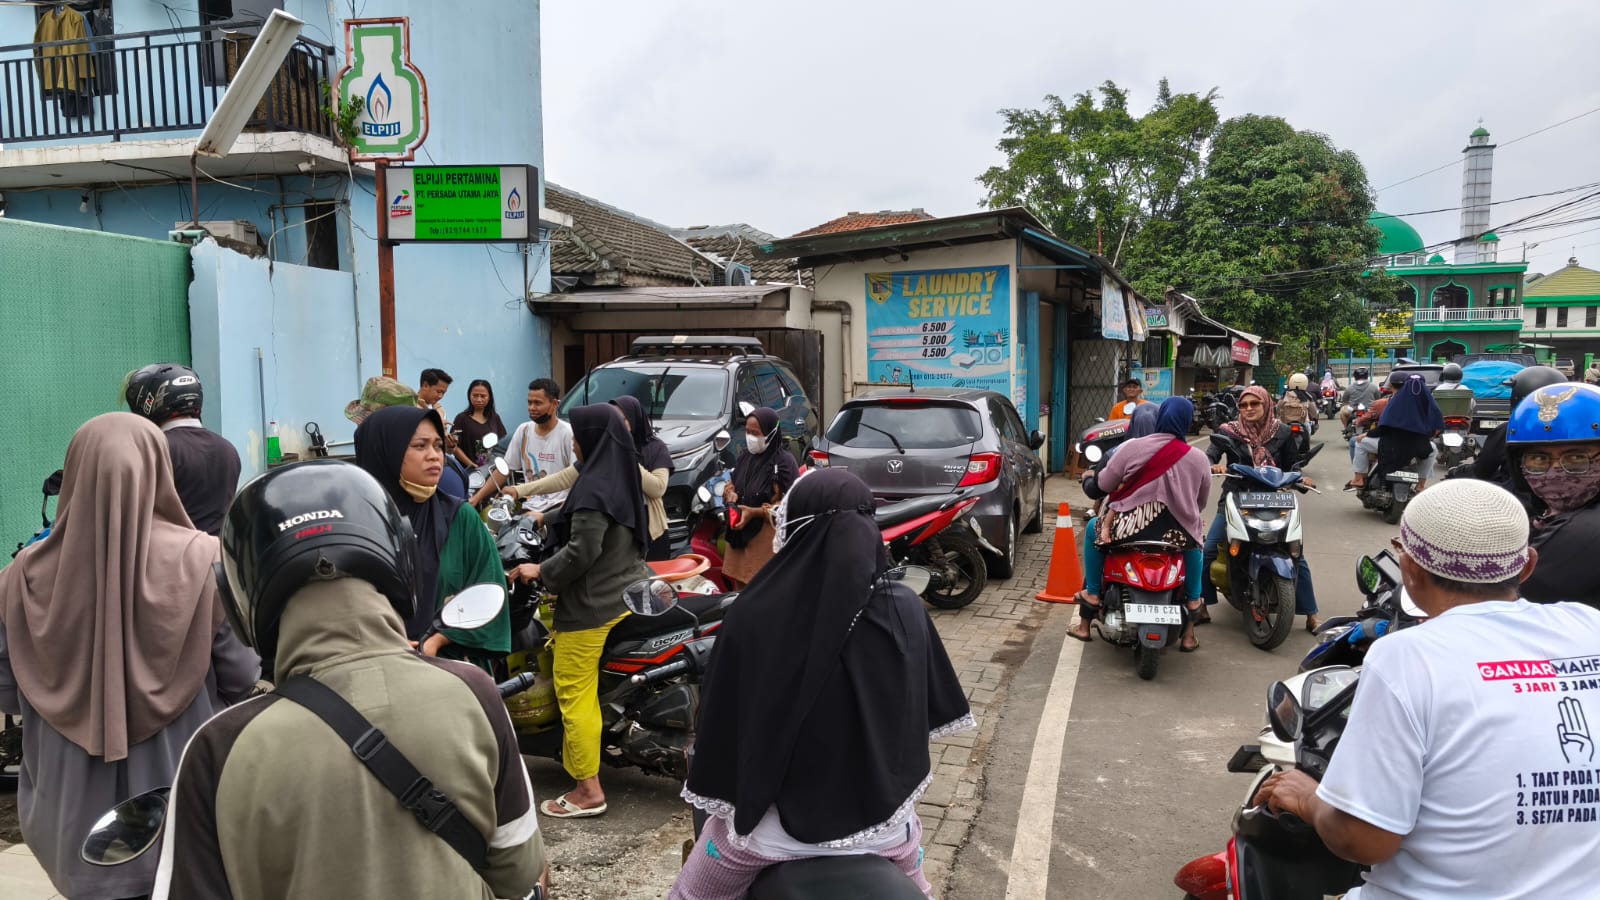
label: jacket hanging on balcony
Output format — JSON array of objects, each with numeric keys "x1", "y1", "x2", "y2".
[{"x1": 33, "y1": 6, "x2": 94, "y2": 94}]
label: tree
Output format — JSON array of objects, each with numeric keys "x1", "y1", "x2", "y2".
[
  {"x1": 1131, "y1": 115, "x2": 1387, "y2": 346},
  {"x1": 978, "y1": 79, "x2": 1220, "y2": 265}
]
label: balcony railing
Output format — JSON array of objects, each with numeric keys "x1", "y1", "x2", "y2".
[
  {"x1": 1413, "y1": 306, "x2": 1523, "y2": 324},
  {"x1": 0, "y1": 23, "x2": 335, "y2": 144}
]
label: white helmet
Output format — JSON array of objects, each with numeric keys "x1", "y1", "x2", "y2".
[{"x1": 1287, "y1": 373, "x2": 1309, "y2": 391}]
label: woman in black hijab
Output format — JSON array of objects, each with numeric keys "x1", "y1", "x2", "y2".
[
  {"x1": 672, "y1": 469, "x2": 972, "y2": 898},
  {"x1": 722, "y1": 406, "x2": 798, "y2": 587},
  {"x1": 511, "y1": 404, "x2": 652, "y2": 819},
  {"x1": 354, "y1": 406, "x2": 509, "y2": 660},
  {"x1": 611, "y1": 395, "x2": 676, "y2": 560}
]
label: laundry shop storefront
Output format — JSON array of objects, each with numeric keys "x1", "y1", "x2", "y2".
[{"x1": 761, "y1": 208, "x2": 1147, "y2": 472}]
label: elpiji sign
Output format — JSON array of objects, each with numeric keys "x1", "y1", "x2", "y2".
[{"x1": 336, "y1": 17, "x2": 429, "y2": 162}]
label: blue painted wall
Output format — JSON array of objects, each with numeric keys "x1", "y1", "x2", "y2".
[{"x1": 2, "y1": 1, "x2": 552, "y2": 480}]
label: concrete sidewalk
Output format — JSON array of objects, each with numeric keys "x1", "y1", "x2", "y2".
[{"x1": 0, "y1": 843, "x2": 62, "y2": 899}]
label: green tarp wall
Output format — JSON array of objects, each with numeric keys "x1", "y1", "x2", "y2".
[{"x1": 0, "y1": 219, "x2": 192, "y2": 558}]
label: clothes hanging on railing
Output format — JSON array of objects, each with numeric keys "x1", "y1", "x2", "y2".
[
  {"x1": 85, "y1": 5, "x2": 117, "y2": 96},
  {"x1": 33, "y1": 4, "x2": 94, "y2": 116}
]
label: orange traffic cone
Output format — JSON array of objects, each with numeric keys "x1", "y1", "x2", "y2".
[{"x1": 1035, "y1": 502, "x2": 1085, "y2": 604}]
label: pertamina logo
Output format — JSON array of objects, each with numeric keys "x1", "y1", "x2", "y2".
[
  {"x1": 278, "y1": 510, "x2": 345, "y2": 532},
  {"x1": 504, "y1": 186, "x2": 527, "y2": 221},
  {"x1": 390, "y1": 188, "x2": 412, "y2": 219}
]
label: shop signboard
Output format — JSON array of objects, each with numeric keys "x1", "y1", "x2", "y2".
[
  {"x1": 385, "y1": 165, "x2": 537, "y2": 242},
  {"x1": 338, "y1": 18, "x2": 429, "y2": 161},
  {"x1": 1101, "y1": 275, "x2": 1129, "y2": 341},
  {"x1": 866, "y1": 266, "x2": 1011, "y2": 393},
  {"x1": 1231, "y1": 338, "x2": 1257, "y2": 365},
  {"x1": 1144, "y1": 306, "x2": 1170, "y2": 329},
  {"x1": 1142, "y1": 367, "x2": 1174, "y2": 403}
]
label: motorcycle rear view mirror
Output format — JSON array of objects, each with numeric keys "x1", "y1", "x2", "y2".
[
  {"x1": 1356, "y1": 555, "x2": 1385, "y2": 595},
  {"x1": 481, "y1": 433, "x2": 498, "y2": 452},
  {"x1": 43, "y1": 469, "x2": 63, "y2": 498},
  {"x1": 438, "y1": 583, "x2": 507, "y2": 631},
  {"x1": 1083, "y1": 444, "x2": 1104, "y2": 464},
  {"x1": 623, "y1": 578, "x2": 680, "y2": 616},
  {"x1": 81, "y1": 787, "x2": 170, "y2": 866},
  {"x1": 882, "y1": 565, "x2": 933, "y2": 596},
  {"x1": 1266, "y1": 680, "x2": 1302, "y2": 744},
  {"x1": 713, "y1": 430, "x2": 732, "y2": 452},
  {"x1": 739, "y1": 401, "x2": 757, "y2": 418},
  {"x1": 494, "y1": 458, "x2": 510, "y2": 478},
  {"x1": 697, "y1": 485, "x2": 713, "y2": 504},
  {"x1": 1295, "y1": 443, "x2": 1324, "y2": 467}
]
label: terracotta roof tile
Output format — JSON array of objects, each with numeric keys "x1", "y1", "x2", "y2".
[
  {"x1": 545, "y1": 184, "x2": 720, "y2": 285},
  {"x1": 674, "y1": 224, "x2": 811, "y2": 286},
  {"x1": 789, "y1": 208, "x2": 935, "y2": 238}
]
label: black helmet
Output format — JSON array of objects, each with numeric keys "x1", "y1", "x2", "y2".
[
  {"x1": 217, "y1": 460, "x2": 416, "y2": 667},
  {"x1": 1508, "y1": 365, "x2": 1569, "y2": 408},
  {"x1": 1441, "y1": 363, "x2": 1464, "y2": 383},
  {"x1": 1353, "y1": 367, "x2": 1370, "y2": 381},
  {"x1": 125, "y1": 363, "x2": 203, "y2": 422}
]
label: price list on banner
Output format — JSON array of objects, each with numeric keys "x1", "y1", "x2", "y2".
[{"x1": 865, "y1": 267, "x2": 1011, "y2": 392}]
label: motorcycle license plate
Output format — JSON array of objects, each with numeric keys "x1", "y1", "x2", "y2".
[
  {"x1": 1124, "y1": 603, "x2": 1182, "y2": 625},
  {"x1": 1390, "y1": 471, "x2": 1420, "y2": 483},
  {"x1": 1240, "y1": 492, "x2": 1295, "y2": 509},
  {"x1": 1478, "y1": 420, "x2": 1497, "y2": 432}
]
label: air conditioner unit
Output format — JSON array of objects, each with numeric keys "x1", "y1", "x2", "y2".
[
  {"x1": 726, "y1": 264, "x2": 753, "y2": 286},
  {"x1": 173, "y1": 220, "x2": 263, "y2": 246}
]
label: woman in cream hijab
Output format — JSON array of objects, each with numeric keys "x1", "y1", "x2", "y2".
[{"x1": 0, "y1": 413, "x2": 259, "y2": 899}]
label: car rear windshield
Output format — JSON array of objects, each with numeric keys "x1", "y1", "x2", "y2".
[
  {"x1": 560, "y1": 367, "x2": 729, "y2": 420},
  {"x1": 826, "y1": 402, "x2": 983, "y2": 449}
]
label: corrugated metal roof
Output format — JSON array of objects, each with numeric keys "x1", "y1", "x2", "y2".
[{"x1": 1524, "y1": 259, "x2": 1600, "y2": 299}]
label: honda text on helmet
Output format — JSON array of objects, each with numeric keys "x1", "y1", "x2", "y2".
[
  {"x1": 124, "y1": 363, "x2": 204, "y2": 423},
  {"x1": 217, "y1": 459, "x2": 417, "y2": 672}
]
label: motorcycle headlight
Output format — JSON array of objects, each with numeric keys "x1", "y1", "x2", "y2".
[{"x1": 1245, "y1": 516, "x2": 1289, "y2": 532}]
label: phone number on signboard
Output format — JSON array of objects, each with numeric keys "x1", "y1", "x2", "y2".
[{"x1": 422, "y1": 224, "x2": 497, "y2": 238}]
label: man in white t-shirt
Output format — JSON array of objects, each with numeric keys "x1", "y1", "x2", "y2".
[
  {"x1": 1255, "y1": 479, "x2": 1600, "y2": 899},
  {"x1": 469, "y1": 378, "x2": 574, "y2": 507}
]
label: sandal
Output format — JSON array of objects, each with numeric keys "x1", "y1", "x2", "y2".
[
  {"x1": 540, "y1": 795, "x2": 608, "y2": 819},
  {"x1": 1191, "y1": 606, "x2": 1211, "y2": 625},
  {"x1": 1179, "y1": 640, "x2": 1199, "y2": 653}
]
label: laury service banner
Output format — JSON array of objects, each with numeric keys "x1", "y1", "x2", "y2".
[{"x1": 866, "y1": 266, "x2": 1011, "y2": 392}]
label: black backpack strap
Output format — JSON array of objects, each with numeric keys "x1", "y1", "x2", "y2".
[{"x1": 274, "y1": 676, "x2": 489, "y2": 872}]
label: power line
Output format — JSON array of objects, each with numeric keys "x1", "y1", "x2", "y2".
[{"x1": 1376, "y1": 105, "x2": 1600, "y2": 193}]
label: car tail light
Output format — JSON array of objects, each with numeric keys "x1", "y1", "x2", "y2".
[
  {"x1": 807, "y1": 449, "x2": 830, "y2": 467},
  {"x1": 958, "y1": 452, "x2": 1003, "y2": 487}
]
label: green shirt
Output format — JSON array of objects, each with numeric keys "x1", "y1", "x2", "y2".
[{"x1": 437, "y1": 503, "x2": 511, "y2": 654}]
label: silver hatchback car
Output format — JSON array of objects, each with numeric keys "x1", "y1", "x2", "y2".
[{"x1": 808, "y1": 388, "x2": 1047, "y2": 578}]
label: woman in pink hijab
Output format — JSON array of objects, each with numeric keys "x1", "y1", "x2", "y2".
[{"x1": 0, "y1": 413, "x2": 259, "y2": 899}]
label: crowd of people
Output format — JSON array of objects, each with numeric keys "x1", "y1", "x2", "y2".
[{"x1": 7, "y1": 356, "x2": 1600, "y2": 899}]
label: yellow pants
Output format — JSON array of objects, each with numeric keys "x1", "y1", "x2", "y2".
[{"x1": 552, "y1": 613, "x2": 626, "y2": 781}]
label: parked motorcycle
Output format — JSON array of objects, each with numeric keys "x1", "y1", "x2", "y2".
[
  {"x1": 1086, "y1": 539, "x2": 1190, "y2": 680},
  {"x1": 1074, "y1": 415, "x2": 1132, "y2": 466},
  {"x1": 873, "y1": 490, "x2": 990, "y2": 609},
  {"x1": 1208, "y1": 433, "x2": 1320, "y2": 651},
  {"x1": 1205, "y1": 387, "x2": 1242, "y2": 433}
]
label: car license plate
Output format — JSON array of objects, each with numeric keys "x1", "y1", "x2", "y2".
[
  {"x1": 1124, "y1": 603, "x2": 1182, "y2": 625},
  {"x1": 1240, "y1": 492, "x2": 1295, "y2": 509},
  {"x1": 1478, "y1": 421, "x2": 1497, "y2": 432},
  {"x1": 1390, "y1": 470, "x2": 1420, "y2": 482}
]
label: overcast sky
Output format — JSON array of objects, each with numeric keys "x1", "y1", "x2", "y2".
[{"x1": 542, "y1": 0, "x2": 1600, "y2": 278}]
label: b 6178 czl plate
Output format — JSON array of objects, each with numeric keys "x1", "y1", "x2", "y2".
[{"x1": 1124, "y1": 603, "x2": 1182, "y2": 625}]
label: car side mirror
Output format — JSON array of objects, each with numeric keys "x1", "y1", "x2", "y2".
[
  {"x1": 1028, "y1": 430, "x2": 1045, "y2": 451},
  {"x1": 1267, "y1": 680, "x2": 1302, "y2": 743}
]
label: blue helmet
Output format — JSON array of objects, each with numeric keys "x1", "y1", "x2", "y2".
[{"x1": 1506, "y1": 382, "x2": 1600, "y2": 445}]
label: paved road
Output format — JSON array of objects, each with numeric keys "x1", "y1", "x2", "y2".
[{"x1": 952, "y1": 428, "x2": 1395, "y2": 900}]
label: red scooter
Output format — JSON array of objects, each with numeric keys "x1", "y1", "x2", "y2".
[
  {"x1": 1086, "y1": 540, "x2": 1188, "y2": 680},
  {"x1": 873, "y1": 490, "x2": 990, "y2": 609}
]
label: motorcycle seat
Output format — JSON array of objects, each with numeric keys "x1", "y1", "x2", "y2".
[
  {"x1": 749, "y1": 855, "x2": 926, "y2": 900},
  {"x1": 648, "y1": 554, "x2": 711, "y2": 582},
  {"x1": 873, "y1": 494, "x2": 953, "y2": 528}
]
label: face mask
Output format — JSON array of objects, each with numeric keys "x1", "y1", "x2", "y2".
[
  {"x1": 746, "y1": 434, "x2": 768, "y2": 454},
  {"x1": 399, "y1": 478, "x2": 437, "y2": 503},
  {"x1": 1523, "y1": 468, "x2": 1600, "y2": 515},
  {"x1": 531, "y1": 413, "x2": 552, "y2": 426}
]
